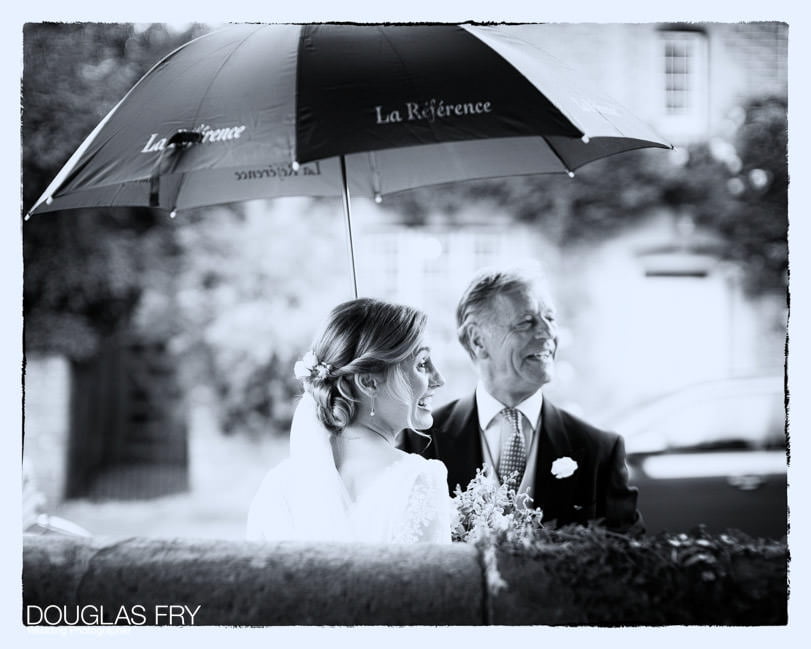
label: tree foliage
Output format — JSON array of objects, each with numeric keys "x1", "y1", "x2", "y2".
[
  {"x1": 163, "y1": 201, "x2": 349, "y2": 435},
  {"x1": 22, "y1": 23, "x2": 210, "y2": 359},
  {"x1": 711, "y1": 96, "x2": 789, "y2": 294}
]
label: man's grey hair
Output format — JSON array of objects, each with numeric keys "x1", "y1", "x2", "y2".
[{"x1": 456, "y1": 264, "x2": 551, "y2": 358}]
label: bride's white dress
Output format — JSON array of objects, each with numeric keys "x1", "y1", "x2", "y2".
[{"x1": 246, "y1": 394, "x2": 453, "y2": 544}]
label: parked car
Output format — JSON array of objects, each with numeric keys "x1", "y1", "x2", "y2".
[{"x1": 600, "y1": 376, "x2": 787, "y2": 539}]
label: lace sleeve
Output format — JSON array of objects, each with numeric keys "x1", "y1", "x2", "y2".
[{"x1": 390, "y1": 460, "x2": 452, "y2": 544}]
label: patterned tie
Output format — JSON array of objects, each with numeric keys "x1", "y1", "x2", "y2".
[{"x1": 497, "y1": 407, "x2": 526, "y2": 486}]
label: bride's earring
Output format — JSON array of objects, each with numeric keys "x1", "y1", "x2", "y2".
[{"x1": 370, "y1": 395, "x2": 375, "y2": 417}]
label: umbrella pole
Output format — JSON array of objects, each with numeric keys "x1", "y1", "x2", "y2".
[{"x1": 339, "y1": 155, "x2": 359, "y2": 299}]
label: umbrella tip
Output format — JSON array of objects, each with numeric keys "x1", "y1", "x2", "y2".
[
  {"x1": 23, "y1": 213, "x2": 31, "y2": 222},
  {"x1": 169, "y1": 210, "x2": 177, "y2": 219},
  {"x1": 46, "y1": 196, "x2": 54, "y2": 205},
  {"x1": 374, "y1": 193, "x2": 382, "y2": 204},
  {"x1": 581, "y1": 135, "x2": 590, "y2": 144},
  {"x1": 292, "y1": 161, "x2": 300, "y2": 171},
  {"x1": 567, "y1": 171, "x2": 575, "y2": 179}
]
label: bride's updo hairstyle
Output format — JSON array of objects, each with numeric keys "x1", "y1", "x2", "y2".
[{"x1": 300, "y1": 298, "x2": 427, "y2": 434}]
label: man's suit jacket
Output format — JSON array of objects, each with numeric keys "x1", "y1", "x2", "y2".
[{"x1": 400, "y1": 393, "x2": 642, "y2": 533}]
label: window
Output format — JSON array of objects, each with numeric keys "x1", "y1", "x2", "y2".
[
  {"x1": 657, "y1": 29, "x2": 709, "y2": 139},
  {"x1": 664, "y1": 37, "x2": 692, "y2": 115}
]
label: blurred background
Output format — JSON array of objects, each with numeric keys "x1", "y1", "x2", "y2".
[{"x1": 21, "y1": 22, "x2": 788, "y2": 540}]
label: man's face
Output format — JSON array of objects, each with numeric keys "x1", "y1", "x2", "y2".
[{"x1": 476, "y1": 287, "x2": 558, "y2": 403}]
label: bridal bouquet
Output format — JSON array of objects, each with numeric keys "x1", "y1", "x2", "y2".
[{"x1": 451, "y1": 468, "x2": 544, "y2": 593}]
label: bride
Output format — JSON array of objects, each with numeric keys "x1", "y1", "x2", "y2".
[{"x1": 247, "y1": 298, "x2": 452, "y2": 544}]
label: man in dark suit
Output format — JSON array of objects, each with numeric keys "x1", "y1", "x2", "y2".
[{"x1": 401, "y1": 266, "x2": 642, "y2": 533}]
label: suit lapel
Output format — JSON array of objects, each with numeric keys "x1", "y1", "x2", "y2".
[
  {"x1": 534, "y1": 400, "x2": 577, "y2": 513},
  {"x1": 436, "y1": 394, "x2": 483, "y2": 494}
]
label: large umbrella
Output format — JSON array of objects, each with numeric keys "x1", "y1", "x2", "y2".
[{"x1": 27, "y1": 23, "x2": 672, "y2": 296}]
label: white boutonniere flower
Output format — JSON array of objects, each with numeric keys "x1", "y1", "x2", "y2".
[{"x1": 551, "y1": 457, "x2": 578, "y2": 479}]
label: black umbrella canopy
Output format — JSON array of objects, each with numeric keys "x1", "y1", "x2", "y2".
[{"x1": 30, "y1": 23, "x2": 670, "y2": 216}]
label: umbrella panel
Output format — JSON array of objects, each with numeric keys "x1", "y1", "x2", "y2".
[{"x1": 295, "y1": 24, "x2": 583, "y2": 162}]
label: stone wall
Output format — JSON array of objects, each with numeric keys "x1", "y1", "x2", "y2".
[
  {"x1": 23, "y1": 535, "x2": 787, "y2": 626},
  {"x1": 23, "y1": 535, "x2": 482, "y2": 626}
]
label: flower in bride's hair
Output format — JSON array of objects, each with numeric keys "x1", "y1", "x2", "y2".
[
  {"x1": 293, "y1": 350, "x2": 332, "y2": 382},
  {"x1": 294, "y1": 351, "x2": 318, "y2": 380}
]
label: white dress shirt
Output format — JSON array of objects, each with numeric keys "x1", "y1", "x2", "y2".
[{"x1": 475, "y1": 383, "x2": 543, "y2": 501}]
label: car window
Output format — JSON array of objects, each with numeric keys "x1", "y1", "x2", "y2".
[{"x1": 625, "y1": 389, "x2": 785, "y2": 454}]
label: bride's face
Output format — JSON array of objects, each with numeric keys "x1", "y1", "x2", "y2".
[{"x1": 377, "y1": 342, "x2": 444, "y2": 432}]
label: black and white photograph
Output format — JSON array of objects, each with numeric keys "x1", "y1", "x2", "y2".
[{"x1": 9, "y1": 1, "x2": 807, "y2": 641}]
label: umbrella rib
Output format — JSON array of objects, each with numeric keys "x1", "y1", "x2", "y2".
[
  {"x1": 170, "y1": 170, "x2": 189, "y2": 214},
  {"x1": 541, "y1": 137, "x2": 575, "y2": 177},
  {"x1": 339, "y1": 155, "x2": 359, "y2": 298},
  {"x1": 592, "y1": 106, "x2": 627, "y2": 138},
  {"x1": 367, "y1": 152, "x2": 382, "y2": 198}
]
